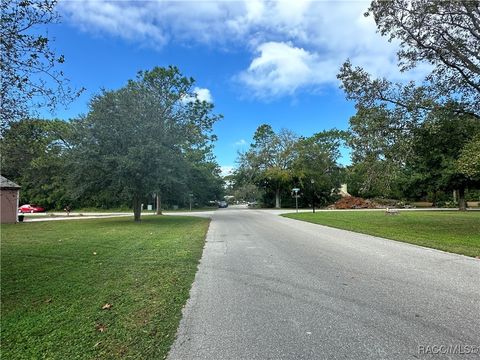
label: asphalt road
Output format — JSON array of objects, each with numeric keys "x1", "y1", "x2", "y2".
[{"x1": 168, "y1": 208, "x2": 480, "y2": 360}]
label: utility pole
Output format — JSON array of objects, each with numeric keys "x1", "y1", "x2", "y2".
[{"x1": 311, "y1": 179, "x2": 316, "y2": 213}]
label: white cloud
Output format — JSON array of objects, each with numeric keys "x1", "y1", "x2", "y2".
[
  {"x1": 60, "y1": 0, "x2": 429, "y2": 99},
  {"x1": 237, "y1": 42, "x2": 337, "y2": 98},
  {"x1": 220, "y1": 165, "x2": 235, "y2": 177},
  {"x1": 60, "y1": 1, "x2": 168, "y2": 46},
  {"x1": 234, "y1": 139, "x2": 247, "y2": 146},
  {"x1": 194, "y1": 87, "x2": 213, "y2": 103},
  {"x1": 181, "y1": 87, "x2": 213, "y2": 104}
]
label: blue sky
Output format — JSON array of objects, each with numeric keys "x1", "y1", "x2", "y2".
[{"x1": 42, "y1": 0, "x2": 427, "y2": 175}]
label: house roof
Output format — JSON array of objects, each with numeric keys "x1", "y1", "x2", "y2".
[{"x1": 0, "y1": 176, "x2": 21, "y2": 189}]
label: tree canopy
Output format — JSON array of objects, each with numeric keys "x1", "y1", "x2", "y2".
[
  {"x1": 368, "y1": 0, "x2": 480, "y2": 117},
  {"x1": 457, "y1": 133, "x2": 480, "y2": 180},
  {"x1": 339, "y1": 0, "x2": 480, "y2": 119},
  {"x1": 2, "y1": 67, "x2": 224, "y2": 219},
  {"x1": 0, "y1": 0, "x2": 82, "y2": 132},
  {"x1": 338, "y1": 0, "x2": 480, "y2": 209},
  {"x1": 70, "y1": 66, "x2": 222, "y2": 220},
  {"x1": 0, "y1": 118, "x2": 72, "y2": 208},
  {"x1": 232, "y1": 125, "x2": 346, "y2": 208}
]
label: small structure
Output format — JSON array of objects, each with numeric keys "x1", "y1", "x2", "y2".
[
  {"x1": 338, "y1": 183, "x2": 351, "y2": 197},
  {"x1": 1, "y1": 176, "x2": 21, "y2": 224}
]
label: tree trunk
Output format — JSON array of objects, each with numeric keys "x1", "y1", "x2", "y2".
[
  {"x1": 275, "y1": 188, "x2": 281, "y2": 209},
  {"x1": 133, "y1": 194, "x2": 142, "y2": 222},
  {"x1": 458, "y1": 187, "x2": 467, "y2": 211},
  {"x1": 431, "y1": 191, "x2": 438, "y2": 207},
  {"x1": 156, "y1": 193, "x2": 162, "y2": 215}
]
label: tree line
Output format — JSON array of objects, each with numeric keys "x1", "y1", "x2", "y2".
[
  {"x1": 1, "y1": 67, "x2": 225, "y2": 220},
  {"x1": 2, "y1": 0, "x2": 479, "y2": 214},
  {"x1": 338, "y1": 0, "x2": 480, "y2": 210},
  {"x1": 1, "y1": 1, "x2": 223, "y2": 220},
  {"x1": 229, "y1": 126, "x2": 347, "y2": 209},
  {"x1": 1, "y1": 0, "x2": 84, "y2": 133},
  {"x1": 229, "y1": 107, "x2": 479, "y2": 210},
  {"x1": 229, "y1": 0, "x2": 480, "y2": 210}
]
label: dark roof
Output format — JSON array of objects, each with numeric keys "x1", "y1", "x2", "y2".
[{"x1": 0, "y1": 176, "x2": 20, "y2": 189}]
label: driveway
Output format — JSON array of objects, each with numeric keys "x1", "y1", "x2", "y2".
[{"x1": 168, "y1": 208, "x2": 480, "y2": 359}]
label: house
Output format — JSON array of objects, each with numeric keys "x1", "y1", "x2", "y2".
[{"x1": 1, "y1": 176, "x2": 21, "y2": 224}]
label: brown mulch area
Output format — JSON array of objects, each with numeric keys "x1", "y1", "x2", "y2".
[{"x1": 330, "y1": 196, "x2": 378, "y2": 209}]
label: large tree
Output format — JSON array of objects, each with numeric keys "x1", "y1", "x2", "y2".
[
  {"x1": 405, "y1": 109, "x2": 480, "y2": 210},
  {"x1": 345, "y1": 106, "x2": 413, "y2": 197},
  {"x1": 457, "y1": 133, "x2": 480, "y2": 180},
  {"x1": 293, "y1": 130, "x2": 347, "y2": 208},
  {"x1": 338, "y1": 0, "x2": 480, "y2": 208},
  {"x1": 236, "y1": 125, "x2": 298, "y2": 208},
  {"x1": 1, "y1": 0, "x2": 82, "y2": 132},
  {"x1": 70, "y1": 66, "x2": 221, "y2": 221},
  {"x1": 339, "y1": 0, "x2": 480, "y2": 119},
  {"x1": 0, "y1": 118, "x2": 73, "y2": 209},
  {"x1": 233, "y1": 126, "x2": 347, "y2": 209},
  {"x1": 368, "y1": 0, "x2": 480, "y2": 117}
]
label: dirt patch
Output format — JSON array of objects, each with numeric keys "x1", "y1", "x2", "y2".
[{"x1": 330, "y1": 196, "x2": 378, "y2": 209}]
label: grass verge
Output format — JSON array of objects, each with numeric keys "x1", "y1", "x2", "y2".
[
  {"x1": 71, "y1": 207, "x2": 218, "y2": 213},
  {"x1": 1, "y1": 216, "x2": 209, "y2": 359},
  {"x1": 283, "y1": 211, "x2": 480, "y2": 257}
]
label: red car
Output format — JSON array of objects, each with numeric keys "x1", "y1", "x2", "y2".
[{"x1": 18, "y1": 204, "x2": 46, "y2": 213}]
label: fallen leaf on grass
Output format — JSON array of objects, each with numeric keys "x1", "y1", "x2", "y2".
[
  {"x1": 95, "y1": 323, "x2": 107, "y2": 332},
  {"x1": 117, "y1": 346, "x2": 128, "y2": 356},
  {"x1": 45, "y1": 298, "x2": 52, "y2": 304},
  {"x1": 102, "y1": 303, "x2": 112, "y2": 310}
]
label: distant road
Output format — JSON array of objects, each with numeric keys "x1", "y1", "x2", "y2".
[
  {"x1": 21, "y1": 205, "x2": 480, "y2": 222},
  {"x1": 168, "y1": 208, "x2": 480, "y2": 359}
]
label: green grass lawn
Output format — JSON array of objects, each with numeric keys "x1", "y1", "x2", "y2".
[
  {"x1": 61, "y1": 207, "x2": 136, "y2": 213},
  {"x1": 284, "y1": 211, "x2": 480, "y2": 257},
  {"x1": 1, "y1": 216, "x2": 209, "y2": 359}
]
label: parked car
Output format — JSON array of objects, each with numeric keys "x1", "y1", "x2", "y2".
[
  {"x1": 18, "y1": 204, "x2": 46, "y2": 213},
  {"x1": 218, "y1": 201, "x2": 228, "y2": 208}
]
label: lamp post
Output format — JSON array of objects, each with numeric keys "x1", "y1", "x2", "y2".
[
  {"x1": 189, "y1": 193, "x2": 193, "y2": 211},
  {"x1": 310, "y1": 179, "x2": 315, "y2": 213},
  {"x1": 292, "y1": 188, "x2": 300, "y2": 213}
]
